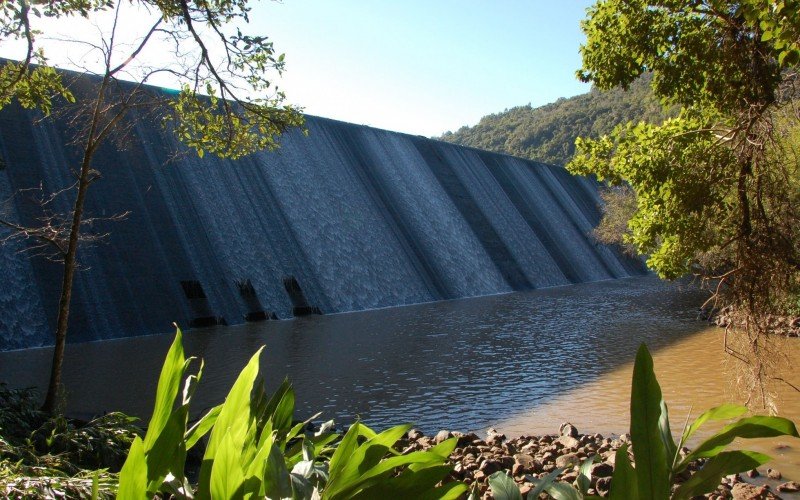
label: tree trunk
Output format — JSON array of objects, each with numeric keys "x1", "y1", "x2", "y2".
[{"x1": 41, "y1": 159, "x2": 93, "y2": 414}]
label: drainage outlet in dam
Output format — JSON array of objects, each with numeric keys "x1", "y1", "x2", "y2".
[
  {"x1": 283, "y1": 276, "x2": 322, "y2": 316},
  {"x1": 180, "y1": 280, "x2": 224, "y2": 328},
  {"x1": 235, "y1": 278, "x2": 275, "y2": 322}
]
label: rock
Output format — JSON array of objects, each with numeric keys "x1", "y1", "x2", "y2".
[
  {"x1": 595, "y1": 477, "x2": 611, "y2": 496},
  {"x1": 767, "y1": 468, "x2": 782, "y2": 480},
  {"x1": 560, "y1": 422, "x2": 579, "y2": 439},
  {"x1": 514, "y1": 453, "x2": 535, "y2": 467},
  {"x1": 434, "y1": 430, "x2": 452, "y2": 444},
  {"x1": 473, "y1": 470, "x2": 486, "y2": 482},
  {"x1": 407, "y1": 429, "x2": 423, "y2": 440},
  {"x1": 591, "y1": 462, "x2": 614, "y2": 478},
  {"x1": 558, "y1": 435, "x2": 581, "y2": 450},
  {"x1": 478, "y1": 459, "x2": 503, "y2": 475},
  {"x1": 555, "y1": 453, "x2": 581, "y2": 469},
  {"x1": 747, "y1": 469, "x2": 760, "y2": 478},
  {"x1": 562, "y1": 471, "x2": 578, "y2": 483},
  {"x1": 512, "y1": 463, "x2": 525, "y2": 476},
  {"x1": 457, "y1": 432, "x2": 479, "y2": 447},
  {"x1": 778, "y1": 481, "x2": 800, "y2": 493},
  {"x1": 732, "y1": 483, "x2": 779, "y2": 499}
]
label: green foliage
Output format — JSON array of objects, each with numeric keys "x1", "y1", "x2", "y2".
[
  {"x1": 0, "y1": 383, "x2": 130, "y2": 498},
  {"x1": 117, "y1": 328, "x2": 465, "y2": 499},
  {"x1": 568, "y1": 0, "x2": 800, "y2": 319},
  {"x1": 440, "y1": 75, "x2": 667, "y2": 166}
]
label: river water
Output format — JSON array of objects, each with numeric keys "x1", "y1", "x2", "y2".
[{"x1": 1, "y1": 275, "x2": 799, "y2": 480}]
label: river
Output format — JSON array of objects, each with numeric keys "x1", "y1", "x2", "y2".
[{"x1": 1, "y1": 275, "x2": 798, "y2": 480}]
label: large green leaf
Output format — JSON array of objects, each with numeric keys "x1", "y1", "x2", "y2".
[
  {"x1": 609, "y1": 444, "x2": 638, "y2": 500},
  {"x1": 658, "y1": 399, "x2": 677, "y2": 471},
  {"x1": 527, "y1": 467, "x2": 565, "y2": 499},
  {"x1": 145, "y1": 405, "x2": 188, "y2": 493},
  {"x1": 143, "y1": 330, "x2": 187, "y2": 451},
  {"x1": 210, "y1": 431, "x2": 245, "y2": 500},
  {"x1": 325, "y1": 447, "x2": 445, "y2": 498},
  {"x1": 681, "y1": 404, "x2": 747, "y2": 442},
  {"x1": 673, "y1": 451, "x2": 771, "y2": 499},
  {"x1": 262, "y1": 378, "x2": 295, "y2": 434},
  {"x1": 577, "y1": 455, "x2": 597, "y2": 494},
  {"x1": 263, "y1": 442, "x2": 293, "y2": 499},
  {"x1": 185, "y1": 404, "x2": 221, "y2": 450},
  {"x1": 197, "y1": 346, "x2": 265, "y2": 498},
  {"x1": 118, "y1": 436, "x2": 149, "y2": 500},
  {"x1": 545, "y1": 482, "x2": 583, "y2": 500},
  {"x1": 352, "y1": 465, "x2": 456, "y2": 499},
  {"x1": 487, "y1": 471, "x2": 522, "y2": 500},
  {"x1": 629, "y1": 343, "x2": 670, "y2": 500},
  {"x1": 416, "y1": 481, "x2": 469, "y2": 500},
  {"x1": 327, "y1": 421, "x2": 362, "y2": 487},
  {"x1": 682, "y1": 415, "x2": 799, "y2": 465},
  {"x1": 325, "y1": 423, "x2": 412, "y2": 497}
]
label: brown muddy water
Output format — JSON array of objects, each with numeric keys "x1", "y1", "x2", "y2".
[{"x1": 1, "y1": 275, "x2": 798, "y2": 479}]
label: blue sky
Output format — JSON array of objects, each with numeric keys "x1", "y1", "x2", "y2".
[
  {"x1": 1, "y1": 1, "x2": 596, "y2": 137},
  {"x1": 258, "y1": 1, "x2": 596, "y2": 136}
]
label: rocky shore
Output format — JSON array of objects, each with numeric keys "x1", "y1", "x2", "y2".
[
  {"x1": 398, "y1": 424, "x2": 799, "y2": 499},
  {"x1": 701, "y1": 306, "x2": 800, "y2": 337}
]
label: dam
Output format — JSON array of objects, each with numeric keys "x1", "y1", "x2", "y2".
[{"x1": 0, "y1": 84, "x2": 645, "y2": 351}]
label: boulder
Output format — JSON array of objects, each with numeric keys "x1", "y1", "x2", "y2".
[
  {"x1": 434, "y1": 430, "x2": 452, "y2": 444},
  {"x1": 767, "y1": 468, "x2": 782, "y2": 480},
  {"x1": 555, "y1": 453, "x2": 581, "y2": 469},
  {"x1": 558, "y1": 435, "x2": 581, "y2": 450},
  {"x1": 591, "y1": 462, "x2": 614, "y2": 478},
  {"x1": 560, "y1": 422, "x2": 579, "y2": 439}
]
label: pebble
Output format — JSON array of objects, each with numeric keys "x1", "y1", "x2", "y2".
[{"x1": 778, "y1": 481, "x2": 800, "y2": 493}]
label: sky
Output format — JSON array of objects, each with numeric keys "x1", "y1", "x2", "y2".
[
  {"x1": 258, "y1": 1, "x2": 596, "y2": 136},
  {"x1": 1, "y1": 1, "x2": 596, "y2": 137}
]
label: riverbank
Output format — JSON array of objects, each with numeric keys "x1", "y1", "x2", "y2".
[{"x1": 403, "y1": 425, "x2": 799, "y2": 499}]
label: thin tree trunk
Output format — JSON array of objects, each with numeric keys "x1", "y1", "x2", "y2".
[
  {"x1": 41, "y1": 158, "x2": 93, "y2": 414},
  {"x1": 41, "y1": 75, "x2": 109, "y2": 414}
]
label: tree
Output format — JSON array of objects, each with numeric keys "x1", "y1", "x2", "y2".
[
  {"x1": 568, "y1": 0, "x2": 800, "y2": 407},
  {"x1": 0, "y1": 0, "x2": 304, "y2": 413}
]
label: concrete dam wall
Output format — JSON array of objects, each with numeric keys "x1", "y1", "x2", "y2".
[{"x1": 0, "y1": 94, "x2": 646, "y2": 350}]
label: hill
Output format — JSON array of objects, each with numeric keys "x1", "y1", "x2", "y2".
[{"x1": 438, "y1": 76, "x2": 666, "y2": 166}]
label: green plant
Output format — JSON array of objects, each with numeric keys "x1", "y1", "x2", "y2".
[
  {"x1": 489, "y1": 343, "x2": 799, "y2": 500},
  {"x1": 118, "y1": 328, "x2": 467, "y2": 499}
]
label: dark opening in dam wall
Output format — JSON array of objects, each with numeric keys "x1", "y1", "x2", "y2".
[{"x1": 0, "y1": 80, "x2": 646, "y2": 350}]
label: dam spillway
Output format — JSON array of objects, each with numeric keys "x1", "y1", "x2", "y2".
[{"x1": 0, "y1": 94, "x2": 646, "y2": 350}]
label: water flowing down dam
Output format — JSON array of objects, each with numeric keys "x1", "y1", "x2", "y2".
[{"x1": 0, "y1": 83, "x2": 646, "y2": 350}]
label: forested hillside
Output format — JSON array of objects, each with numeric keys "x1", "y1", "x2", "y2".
[{"x1": 439, "y1": 76, "x2": 666, "y2": 166}]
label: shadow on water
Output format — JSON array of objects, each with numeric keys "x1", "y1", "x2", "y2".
[{"x1": 0, "y1": 275, "x2": 709, "y2": 432}]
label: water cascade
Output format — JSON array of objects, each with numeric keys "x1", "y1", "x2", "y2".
[{"x1": 0, "y1": 88, "x2": 646, "y2": 350}]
